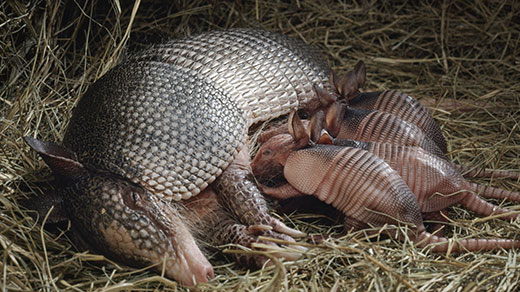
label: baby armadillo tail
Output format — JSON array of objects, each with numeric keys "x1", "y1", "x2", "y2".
[
  {"x1": 455, "y1": 165, "x2": 520, "y2": 180},
  {"x1": 469, "y1": 182, "x2": 520, "y2": 203},
  {"x1": 415, "y1": 231, "x2": 520, "y2": 252}
]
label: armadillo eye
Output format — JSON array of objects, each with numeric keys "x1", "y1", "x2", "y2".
[
  {"x1": 122, "y1": 188, "x2": 141, "y2": 209},
  {"x1": 131, "y1": 192, "x2": 139, "y2": 203},
  {"x1": 262, "y1": 149, "x2": 272, "y2": 156}
]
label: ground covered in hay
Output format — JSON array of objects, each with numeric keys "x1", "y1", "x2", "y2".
[{"x1": 1, "y1": 1, "x2": 519, "y2": 291}]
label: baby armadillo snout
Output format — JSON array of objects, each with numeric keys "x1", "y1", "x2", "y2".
[{"x1": 75, "y1": 175, "x2": 213, "y2": 285}]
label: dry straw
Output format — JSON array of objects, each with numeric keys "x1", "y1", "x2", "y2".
[{"x1": 1, "y1": 0, "x2": 519, "y2": 291}]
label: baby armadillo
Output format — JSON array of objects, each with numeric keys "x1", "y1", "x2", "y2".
[
  {"x1": 25, "y1": 28, "x2": 332, "y2": 285},
  {"x1": 329, "y1": 61, "x2": 448, "y2": 153},
  {"x1": 252, "y1": 112, "x2": 520, "y2": 252}
]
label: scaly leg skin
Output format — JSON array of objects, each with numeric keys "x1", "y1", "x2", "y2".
[
  {"x1": 182, "y1": 189, "x2": 303, "y2": 268},
  {"x1": 214, "y1": 145, "x2": 305, "y2": 238}
]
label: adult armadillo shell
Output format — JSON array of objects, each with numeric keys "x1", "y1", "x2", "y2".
[
  {"x1": 63, "y1": 28, "x2": 331, "y2": 200},
  {"x1": 64, "y1": 61, "x2": 246, "y2": 201}
]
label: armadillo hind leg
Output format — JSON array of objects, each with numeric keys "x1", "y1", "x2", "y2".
[{"x1": 214, "y1": 145, "x2": 305, "y2": 238}]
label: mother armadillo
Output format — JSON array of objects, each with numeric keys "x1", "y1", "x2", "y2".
[{"x1": 26, "y1": 29, "x2": 332, "y2": 285}]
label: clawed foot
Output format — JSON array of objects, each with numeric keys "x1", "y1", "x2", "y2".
[
  {"x1": 219, "y1": 223, "x2": 306, "y2": 268},
  {"x1": 258, "y1": 215, "x2": 306, "y2": 238}
]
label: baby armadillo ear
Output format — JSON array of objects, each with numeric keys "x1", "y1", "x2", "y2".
[
  {"x1": 353, "y1": 60, "x2": 366, "y2": 89},
  {"x1": 313, "y1": 84, "x2": 337, "y2": 107},
  {"x1": 337, "y1": 60, "x2": 366, "y2": 100},
  {"x1": 329, "y1": 70, "x2": 340, "y2": 93},
  {"x1": 324, "y1": 101, "x2": 346, "y2": 137},
  {"x1": 287, "y1": 111, "x2": 309, "y2": 148},
  {"x1": 308, "y1": 111, "x2": 325, "y2": 144},
  {"x1": 24, "y1": 137, "x2": 87, "y2": 180}
]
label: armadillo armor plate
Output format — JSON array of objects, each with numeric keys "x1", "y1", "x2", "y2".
[{"x1": 63, "y1": 28, "x2": 331, "y2": 201}]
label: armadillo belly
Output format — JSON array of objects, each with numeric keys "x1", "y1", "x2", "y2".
[{"x1": 63, "y1": 28, "x2": 331, "y2": 201}]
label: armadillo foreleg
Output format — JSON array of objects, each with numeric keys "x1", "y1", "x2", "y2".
[
  {"x1": 212, "y1": 222, "x2": 302, "y2": 268},
  {"x1": 214, "y1": 145, "x2": 305, "y2": 238},
  {"x1": 182, "y1": 188, "x2": 302, "y2": 269}
]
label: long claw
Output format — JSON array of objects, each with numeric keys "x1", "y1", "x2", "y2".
[
  {"x1": 272, "y1": 219, "x2": 306, "y2": 237},
  {"x1": 251, "y1": 243, "x2": 303, "y2": 261},
  {"x1": 289, "y1": 245, "x2": 308, "y2": 252},
  {"x1": 247, "y1": 224, "x2": 273, "y2": 234}
]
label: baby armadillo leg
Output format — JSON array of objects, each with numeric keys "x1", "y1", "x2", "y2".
[
  {"x1": 259, "y1": 183, "x2": 304, "y2": 200},
  {"x1": 422, "y1": 210, "x2": 450, "y2": 236},
  {"x1": 214, "y1": 145, "x2": 305, "y2": 238},
  {"x1": 460, "y1": 192, "x2": 519, "y2": 220},
  {"x1": 344, "y1": 216, "x2": 369, "y2": 232}
]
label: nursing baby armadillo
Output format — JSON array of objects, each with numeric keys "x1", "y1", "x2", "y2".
[
  {"x1": 252, "y1": 112, "x2": 520, "y2": 252},
  {"x1": 26, "y1": 28, "x2": 333, "y2": 285}
]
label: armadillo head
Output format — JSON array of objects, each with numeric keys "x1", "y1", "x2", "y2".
[
  {"x1": 24, "y1": 137, "x2": 214, "y2": 286},
  {"x1": 251, "y1": 133, "x2": 293, "y2": 179},
  {"x1": 251, "y1": 112, "x2": 310, "y2": 179}
]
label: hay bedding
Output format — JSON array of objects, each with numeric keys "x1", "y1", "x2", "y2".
[{"x1": 1, "y1": 0, "x2": 519, "y2": 291}]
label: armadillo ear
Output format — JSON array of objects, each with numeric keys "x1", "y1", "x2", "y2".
[
  {"x1": 329, "y1": 70, "x2": 340, "y2": 93},
  {"x1": 313, "y1": 85, "x2": 336, "y2": 107},
  {"x1": 288, "y1": 111, "x2": 309, "y2": 147},
  {"x1": 24, "y1": 137, "x2": 87, "y2": 180},
  {"x1": 324, "y1": 102, "x2": 345, "y2": 137},
  {"x1": 308, "y1": 111, "x2": 325, "y2": 143},
  {"x1": 354, "y1": 60, "x2": 366, "y2": 89}
]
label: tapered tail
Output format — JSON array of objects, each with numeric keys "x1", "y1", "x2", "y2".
[
  {"x1": 461, "y1": 192, "x2": 519, "y2": 220},
  {"x1": 469, "y1": 182, "x2": 520, "y2": 202},
  {"x1": 416, "y1": 230, "x2": 520, "y2": 252},
  {"x1": 455, "y1": 164, "x2": 520, "y2": 180}
]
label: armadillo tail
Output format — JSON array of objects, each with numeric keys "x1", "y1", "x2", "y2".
[
  {"x1": 469, "y1": 182, "x2": 520, "y2": 202},
  {"x1": 455, "y1": 165, "x2": 520, "y2": 180},
  {"x1": 416, "y1": 231, "x2": 520, "y2": 252},
  {"x1": 461, "y1": 192, "x2": 519, "y2": 220}
]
